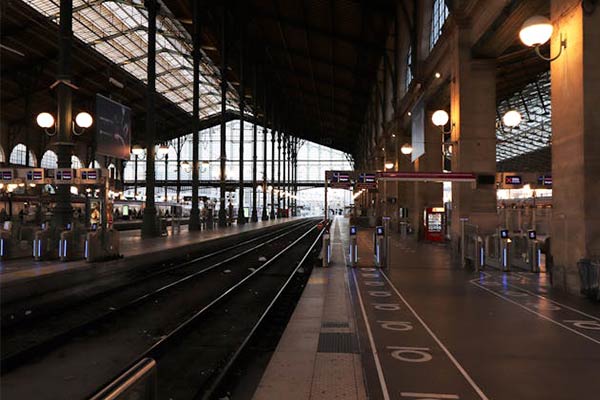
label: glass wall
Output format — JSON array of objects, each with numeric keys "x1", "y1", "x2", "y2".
[{"x1": 123, "y1": 120, "x2": 353, "y2": 214}]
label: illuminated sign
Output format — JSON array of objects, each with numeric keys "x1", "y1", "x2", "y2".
[
  {"x1": 376, "y1": 226, "x2": 384, "y2": 236},
  {"x1": 504, "y1": 176, "x2": 522, "y2": 185},
  {"x1": 500, "y1": 229, "x2": 509, "y2": 239},
  {"x1": 350, "y1": 226, "x2": 357, "y2": 236},
  {"x1": 528, "y1": 230, "x2": 537, "y2": 240}
]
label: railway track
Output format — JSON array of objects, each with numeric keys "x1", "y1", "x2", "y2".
[{"x1": 0, "y1": 219, "x2": 323, "y2": 400}]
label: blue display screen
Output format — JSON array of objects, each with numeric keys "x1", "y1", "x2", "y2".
[
  {"x1": 376, "y1": 226, "x2": 384, "y2": 236},
  {"x1": 500, "y1": 229, "x2": 509, "y2": 239},
  {"x1": 350, "y1": 226, "x2": 357, "y2": 236}
]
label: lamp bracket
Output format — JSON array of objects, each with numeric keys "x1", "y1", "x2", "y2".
[{"x1": 535, "y1": 33, "x2": 567, "y2": 62}]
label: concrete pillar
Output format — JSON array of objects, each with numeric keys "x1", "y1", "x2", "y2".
[
  {"x1": 450, "y1": 26, "x2": 497, "y2": 249},
  {"x1": 550, "y1": 0, "x2": 600, "y2": 293},
  {"x1": 413, "y1": 111, "x2": 443, "y2": 239}
]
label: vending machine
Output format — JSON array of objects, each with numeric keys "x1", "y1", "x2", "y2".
[{"x1": 424, "y1": 207, "x2": 445, "y2": 242}]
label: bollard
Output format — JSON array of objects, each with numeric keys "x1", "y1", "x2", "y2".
[
  {"x1": 527, "y1": 230, "x2": 540, "y2": 273},
  {"x1": 321, "y1": 232, "x2": 331, "y2": 267},
  {"x1": 500, "y1": 229, "x2": 511, "y2": 272},
  {"x1": 348, "y1": 226, "x2": 358, "y2": 267}
]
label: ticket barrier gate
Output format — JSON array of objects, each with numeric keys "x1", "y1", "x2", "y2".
[
  {"x1": 499, "y1": 229, "x2": 511, "y2": 272},
  {"x1": 461, "y1": 221, "x2": 484, "y2": 271},
  {"x1": 33, "y1": 224, "x2": 52, "y2": 261},
  {"x1": 58, "y1": 226, "x2": 86, "y2": 262},
  {"x1": 0, "y1": 221, "x2": 13, "y2": 260},
  {"x1": 374, "y1": 226, "x2": 387, "y2": 268},
  {"x1": 507, "y1": 231, "x2": 542, "y2": 273},
  {"x1": 84, "y1": 229, "x2": 121, "y2": 262},
  {"x1": 348, "y1": 226, "x2": 358, "y2": 267}
]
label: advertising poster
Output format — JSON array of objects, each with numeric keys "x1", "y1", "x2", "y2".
[
  {"x1": 95, "y1": 94, "x2": 132, "y2": 160},
  {"x1": 411, "y1": 96, "x2": 425, "y2": 162}
]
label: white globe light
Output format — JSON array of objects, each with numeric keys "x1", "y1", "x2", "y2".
[
  {"x1": 157, "y1": 144, "x2": 170, "y2": 156},
  {"x1": 502, "y1": 110, "x2": 522, "y2": 128},
  {"x1": 131, "y1": 145, "x2": 144, "y2": 156},
  {"x1": 75, "y1": 112, "x2": 93, "y2": 128},
  {"x1": 36, "y1": 112, "x2": 55, "y2": 129},
  {"x1": 385, "y1": 162, "x2": 394, "y2": 170},
  {"x1": 519, "y1": 16, "x2": 553, "y2": 47},
  {"x1": 431, "y1": 110, "x2": 449, "y2": 127},
  {"x1": 401, "y1": 143, "x2": 413, "y2": 155}
]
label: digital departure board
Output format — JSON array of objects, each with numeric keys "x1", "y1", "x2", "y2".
[
  {"x1": 356, "y1": 173, "x2": 377, "y2": 189},
  {"x1": 504, "y1": 176, "x2": 522, "y2": 185},
  {"x1": 538, "y1": 175, "x2": 552, "y2": 186},
  {"x1": 1, "y1": 170, "x2": 13, "y2": 181},
  {"x1": 26, "y1": 169, "x2": 44, "y2": 182},
  {"x1": 55, "y1": 169, "x2": 75, "y2": 183},
  {"x1": 329, "y1": 171, "x2": 352, "y2": 188}
]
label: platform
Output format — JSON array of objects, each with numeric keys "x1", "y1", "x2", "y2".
[
  {"x1": 255, "y1": 216, "x2": 600, "y2": 399},
  {"x1": 0, "y1": 218, "x2": 301, "y2": 300}
]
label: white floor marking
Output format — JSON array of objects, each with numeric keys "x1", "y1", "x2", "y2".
[
  {"x1": 380, "y1": 272, "x2": 490, "y2": 400},
  {"x1": 475, "y1": 272, "x2": 600, "y2": 322},
  {"x1": 471, "y1": 281, "x2": 600, "y2": 345},
  {"x1": 351, "y1": 271, "x2": 391, "y2": 400}
]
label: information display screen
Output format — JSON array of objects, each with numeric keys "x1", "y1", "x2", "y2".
[
  {"x1": 26, "y1": 170, "x2": 44, "y2": 181},
  {"x1": 376, "y1": 226, "x2": 384, "y2": 236},
  {"x1": 350, "y1": 226, "x2": 357, "y2": 236},
  {"x1": 538, "y1": 175, "x2": 552, "y2": 186},
  {"x1": 81, "y1": 170, "x2": 98, "y2": 180},
  {"x1": 356, "y1": 173, "x2": 377, "y2": 189},
  {"x1": 1, "y1": 171, "x2": 13, "y2": 181},
  {"x1": 329, "y1": 171, "x2": 352, "y2": 189},
  {"x1": 55, "y1": 169, "x2": 74, "y2": 182},
  {"x1": 528, "y1": 230, "x2": 537, "y2": 240},
  {"x1": 500, "y1": 229, "x2": 509, "y2": 239}
]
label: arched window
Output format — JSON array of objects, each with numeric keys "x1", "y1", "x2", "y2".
[
  {"x1": 89, "y1": 160, "x2": 101, "y2": 168},
  {"x1": 40, "y1": 150, "x2": 59, "y2": 168},
  {"x1": 9, "y1": 144, "x2": 37, "y2": 166},
  {"x1": 71, "y1": 155, "x2": 83, "y2": 169},
  {"x1": 0, "y1": 145, "x2": 5, "y2": 163},
  {"x1": 430, "y1": 0, "x2": 449, "y2": 50}
]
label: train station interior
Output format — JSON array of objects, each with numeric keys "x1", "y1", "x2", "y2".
[{"x1": 1, "y1": 0, "x2": 599, "y2": 399}]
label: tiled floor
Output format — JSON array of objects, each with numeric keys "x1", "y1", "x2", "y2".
[{"x1": 253, "y1": 216, "x2": 366, "y2": 400}]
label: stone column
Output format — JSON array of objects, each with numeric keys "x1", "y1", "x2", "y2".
[
  {"x1": 449, "y1": 25, "x2": 497, "y2": 250},
  {"x1": 550, "y1": 0, "x2": 600, "y2": 293},
  {"x1": 412, "y1": 111, "x2": 443, "y2": 239}
]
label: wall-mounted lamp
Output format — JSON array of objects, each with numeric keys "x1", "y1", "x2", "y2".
[
  {"x1": 400, "y1": 143, "x2": 413, "y2": 155},
  {"x1": 519, "y1": 16, "x2": 566, "y2": 62},
  {"x1": 432, "y1": 109, "x2": 453, "y2": 134},
  {"x1": 36, "y1": 111, "x2": 93, "y2": 136},
  {"x1": 502, "y1": 110, "x2": 522, "y2": 128},
  {"x1": 384, "y1": 162, "x2": 395, "y2": 170}
]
